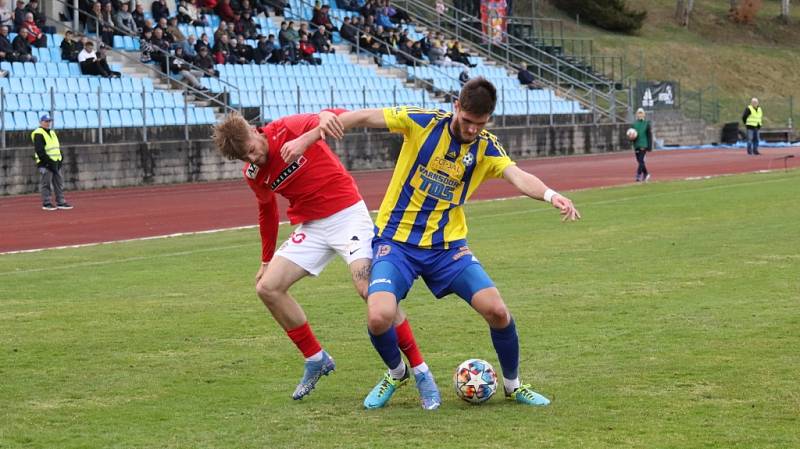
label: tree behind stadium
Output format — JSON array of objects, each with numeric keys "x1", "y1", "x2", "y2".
[{"x1": 553, "y1": 0, "x2": 646, "y2": 34}]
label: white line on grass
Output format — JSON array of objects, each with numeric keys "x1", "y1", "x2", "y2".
[{"x1": 0, "y1": 173, "x2": 794, "y2": 273}]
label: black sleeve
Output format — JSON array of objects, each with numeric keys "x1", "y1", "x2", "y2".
[
  {"x1": 646, "y1": 122, "x2": 654, "y2": 151},
  {"x1": 742, "y1": 107, "x2": 750, "y2": 124},
  {"x1": 33, "y1": 133, "x2": 53, "y2": 166}
]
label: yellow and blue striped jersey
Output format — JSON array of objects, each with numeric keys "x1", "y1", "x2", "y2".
[{"x1": 375, "y1": 106, "x2": 515, "y2": 248}]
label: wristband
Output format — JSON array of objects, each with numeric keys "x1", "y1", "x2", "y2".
[{"x1": 543, "y1": 188, "x2": 558, "y2": 204}]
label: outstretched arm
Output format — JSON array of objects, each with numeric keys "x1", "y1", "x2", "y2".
[
  {"x1": 503, "y1": 164, "x2": 581, "y2": 222},
  {"x1": 280, "y1": 108, "x2": 388, "y2": 162}
]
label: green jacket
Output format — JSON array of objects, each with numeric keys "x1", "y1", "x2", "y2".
[{"x1": 632, "y1": 119, "x2": 653, "y2": 150}]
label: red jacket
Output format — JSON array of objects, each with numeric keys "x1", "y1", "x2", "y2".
[
  {"x1": 299, "y1": 40, "x2": 315, "y2": 56},
  {"x1": 23, "y1": 20, "x2": 43, "y2": 43}
]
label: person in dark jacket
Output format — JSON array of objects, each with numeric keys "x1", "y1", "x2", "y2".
[
  {"x1": 631, "y1": 107, "x2": 653, "y2": 182},
  {"x1": 32, "y1": 115, "x2": 72, "y2": 210},
  {"x1": 11, "y1": 26, "x2": 36, "y2": 61},
  {"x1": 59, "y1": 29, "x2": 81, "y2": 62},
  {"x1": 741, "y1": 97, "x2": 762, "y2": 155},
  {"x1": 0, "y1": 24, "x2": 15, "y2": 61}
]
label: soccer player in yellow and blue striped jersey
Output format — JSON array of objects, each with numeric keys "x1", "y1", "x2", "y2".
[{"x1": 280, "y1": 77, "x2": 581, "y2": 410}]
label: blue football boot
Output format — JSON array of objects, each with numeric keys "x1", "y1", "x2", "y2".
[
  {"x1": 414, "y1": 370, "x2": 441, "y2": 410},
  {"x1": 363, "y1": 366, "x2": 409, "y2": 409},
  {"x1": 506, "y1": 384, "x2": 550, "y2": 406},
  {"x1": 292, "y1": 351, "x2": 335, "y2": 400}
]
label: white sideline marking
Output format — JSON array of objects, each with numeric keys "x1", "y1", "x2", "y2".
[{"x1": 0, "y1": 173, "x2": 794, "y2": 274}]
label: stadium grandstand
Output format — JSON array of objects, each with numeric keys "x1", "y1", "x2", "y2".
[{"x1": 0, "y1": 0, "x2": 594, "y2": 145}]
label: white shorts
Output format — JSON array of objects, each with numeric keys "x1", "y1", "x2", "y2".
[{"x1": 274, "y1": 200, "x2": 374, "y2": 276}]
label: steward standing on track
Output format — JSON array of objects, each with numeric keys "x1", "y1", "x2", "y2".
[
  {"x1": 741, "y1": 97, "x2": 762, "y2": 156},
  {"x1": 32, "y1": 114, "x2": 72, "y2": 211}
]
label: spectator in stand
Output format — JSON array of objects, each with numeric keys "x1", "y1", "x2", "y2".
[
  {"x1": 213, "y1": 20, "x2": 228, "y2": 42},
  {"x1": 280, "y1": 20, "x2": 298, "y2": 47},
  {"x1": 428, "y1": 39, "x2": 466, "y2": 68},
  {"x1": 395, "y1": 38, "x2": 415, "y2": 66},
  {"x1": 152, "y1": 0, "x2": 170, "y2": 23},
  {"x1": 417, "y1": 30, "x2": 432, "y2": 55},
  {"x1": 447, "y1": 40, "x2": 475, "y2": 67},
  {"x1": 339, "y1": 16, "x2": 357, "y2": 43},
  {"x1": 311, "y1": 4, "x2": 337, "y2": 32},
  {"x1": 517, "y1": 66, "x2": 542, "y2": 89},
  {"x1": 178, "y1": 0, "x2": 208, "y2": 26},
  {"x1": 114, "y1": 2, "x2": 138, "y2": 36},
  {"x1": 0, "y1": 25, "x2": 14, "y2": 61},
  {"x1": 0, "y1": 0, "x2": 12, "y2": 29},
  {"x1": 215, "y1": 0, "x2": 235, "y2": 23},
  {"x1": 194, "y1": 45, "x2": 218, "y2": 76},
  {"x1": 311, "y1": 25, "x2": 333, "y2": 54},
  {"x1": 254, "y1": 33, "x2": 279, "y2": 64},
  {"x1": 362, "y1": 14, "x2": 376, "y2": 34},
  {"x1": 195, "y1": 32, "x2": 211, "y2": 52},
  {"x1": 149, "y1": 27, "x2": 171, "y2": 67},
  {"x1": 458, "y1": 67, "x2": 469, "y2": 86},
  {"x1": 386, "y1": 0, "x2": 411, "y2": 24},
  {"x1": 359, "y1": 31, "x2": 388, "y2": 56},
  {"x1": 60, "y1": 29, "x2": 82, "y2": 61},
  {"x1": 239, "y1": 0, "x2": 254, "y2": 16},
  {"x1": 167, "y1": 16, "x2": 186, "y2": 43},
  {"x1": 21, "y1": 12, "x2": 45, "y2": 47},
  {"x1": 249, "y1": 0, "x2": 270, "y2": 16},
  {"x1": 297, "y1": 33, "x2": 318, "y2": 65},
  {"x1": 132, "y1": 2, "x2": 146, "y2": 30},
  {"x1": 212, "y1": 32, "x2": 232, "y2": 63},
  {"x1": 410, "y1": 40, "x2": 423, "y2": 60},
  {"x1": 11, "y1": 26, "x2": 36, "y2": 61},
  {"x1": 169, "y1": 46, "x2": 208, "y2": 91},
  {"x1": 360, "y1": 0, "x2": 377, "y2": 19},
  {"x1": 13, "y1": 0, "x2": 25, "y2": 31},
  {"x1": 78, "y1": 40, "x2": 119, "y2": 77},
  {"x1": 375, "y1": 6, "x2": 394, "y2": 30},
  {"x1": 233, "y1": 34, "x2": 253, "y2": 63},
  {"x1": 84, "y1": 2, "x2": 111, "y2": 46},
  {"x1": 24, "y1": 0, "x2": 45, "y2": 29},
  {"x1": 139, "y1": 27, "x2": 153, "y2": 62},
  {"x1": 236, "y1": 10, "x2": 258, "y2": 39},
  {"x1": 180, "y1": 34, "x2": 198, "y2": 61}
]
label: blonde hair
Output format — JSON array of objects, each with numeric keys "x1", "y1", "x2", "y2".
[{"x1": 213, "y1": 113, "x2": 252, "y2": 160}]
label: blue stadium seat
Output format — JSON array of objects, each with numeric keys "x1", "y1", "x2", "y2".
[
  {"x1": 0, "y1": 61, "x2": 10, "y2": 73},
  {"x1": 186, "y1": 107, "x2": 198, "y2": 125},
  {"x1": 152, "y1": 108, "x2": 165, "y2": 126},
  {"x1": 66, "y1": 78, "x2": 81, "y2": 93},
  {"x1": 32, "y1": 78, "x2": 46, "y2": 93},
  {"x1": 142, "y1": 78, "x2": 154, "y2": 92},
  {"x1": 68, "y1": 63, "x2": 81, "y2": 76},
  {"x1": 130, "y1": 109, "x2": 144, "y2": 127},
  {"x1": 119, "y1": 109, "x2": 132, "y2": 127},
  {"x1": 0, "y1": 77, "x2": 9, "y2": 92},
  {"x1": 49, "y1": 47, "x2": 60, "y2": 62},
  {"x1": 76, "y1": 93, "x2": 91, "y2": 110},
  {"x1": 173, "y1": 107, "x2": 186, "y2": 125},
  {"x1": 13, "y1": 111, "x2": 26, "y2": 130},
  {"x1": 65, "y1": 93, "x2": 79, "y2": 110},
  {"x1": 130, "y1": 92, "x2": 143, "y2": 109},
  {"x1": 16, "y1": 93, "x2": 31, "y2": 111},
  {"x1": 120, "y1": 77, "x2": 133, "y2": 92},
  {"x1": 2, "y1": 111, "x2": 14, "y2": 131},
  {"x1": 85, "y1": 110, "x2": 99, "y2": 128},
  {"x1": 100, "y1": 78, "x2": 112, "y2": 93},
  {"x1": 57, "y1": 62, "x2": 70, "y2": 77},
  {"x1": 99, "y1": 110, "x2": 109, "y2": 128},
  {"x1": 113, "y1": 35, "x2": 125, "y2": 49},
  {"x1": 5, "y1": 93, "x2": 19, "y2": 111},
  {"x1": 73, "y1": 110, "x2": 87, "y2": 127},
  {"x1": 150, "y1": 92, "x2": 164, "y2": 108},
  {"x1": 76, "y1": 78, "x2": 90, "y2": 93},
  {"x1": 120, "y1": 92, "x2": 133, "y2": 109},
  {"x1": 108, "y1": 109, "x2": 122, "y2": 128},
  {"x1": 162, "y1": 108, "x2": 176, "y2": 125},
  {"x1": 109, "y1": 78, "x2": 123, "y2": 92},
  {"x1": 26, "y1": 111, "x2": 39, "y2": 128},
  {"x1": 109, "y1": 93, "x2": 121, "y2": 107},
  {"x1": 87, "y1": 77, "x2": 100, "y2": 93},
  {"x1": 30, "y1": 93, "x2": 44, "y2": 111},
  {"x1": 10, "y1": 61, "x2": 23, "y2": 75},
  {"x1": 61, "y1": 110, "x2": 77, "y2": 129}
]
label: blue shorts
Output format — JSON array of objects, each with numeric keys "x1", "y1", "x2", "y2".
[{"x1": 367, "y1": 236, "x2": 495, "y2": 302}]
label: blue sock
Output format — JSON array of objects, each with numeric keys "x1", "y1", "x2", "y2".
[
  {"x1": 369, "y1": 327, "x2": 402, "y2": 371},
  {"x1": 490, "y1": 318, "x2": 519, "y2": 380}
]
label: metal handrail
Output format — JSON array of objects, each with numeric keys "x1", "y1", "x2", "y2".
[
  {"x1": 52, "y1": 0, "x2": 242, "y2": 116},
  {"x1": 401, "y1": 0, "x2": 629, "y2": 121}
]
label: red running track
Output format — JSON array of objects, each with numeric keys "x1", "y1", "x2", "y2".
[{"x1": 1, "y1": 147, "x2": 797, "y2": 253}]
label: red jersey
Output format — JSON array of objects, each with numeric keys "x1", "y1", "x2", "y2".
[{"x1": 243, "y1": 110, "x2": 362, "y2": 262}]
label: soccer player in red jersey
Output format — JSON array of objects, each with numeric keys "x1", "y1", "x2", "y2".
[{"x1": 212, "y1": 112, "x2": 428, "y2": 401}]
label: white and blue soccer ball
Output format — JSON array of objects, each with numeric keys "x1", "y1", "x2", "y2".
[{"x1": 453, "y1": 358, "x2": 498, "y2": 404}]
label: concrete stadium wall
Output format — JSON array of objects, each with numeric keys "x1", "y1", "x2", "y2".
[{"x1": 1, "y1": 123, "x2": 629, "y2": 195}]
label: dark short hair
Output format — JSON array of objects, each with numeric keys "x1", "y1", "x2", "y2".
[{"x1": 458, "y1": 77, "x2": 496, "y2": 116}]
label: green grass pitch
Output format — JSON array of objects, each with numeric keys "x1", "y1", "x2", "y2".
[{"x1": 1, "y1": 171, "x2": 798, "y2": 449}]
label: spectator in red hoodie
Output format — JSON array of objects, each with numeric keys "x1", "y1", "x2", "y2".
[
  {"x1": 215, "y1": 0, "x2": 235, "y2": 23},
  {"x1": 297, "y1": 34, "x2": 318, "y2": 65},
  {"x1": 21, "y1": 11, "x2": 45, "y2": 47}
]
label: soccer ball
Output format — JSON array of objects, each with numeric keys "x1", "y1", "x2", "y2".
[
  {"x1": 626, "y1": 128, "x2": 638, "y2": 140},
  {"x1": 453, "y1": 358, "x2": 498, "y2": 404}
]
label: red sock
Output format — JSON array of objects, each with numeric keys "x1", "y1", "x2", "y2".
[
  {"x1": 286, "y1": 322, "x2": 323, "y2": 358},
  {"x1": 395, "y1": 318, "x2": 424, "y2": 368}
]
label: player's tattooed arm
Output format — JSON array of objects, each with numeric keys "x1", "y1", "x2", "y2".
[{"x1": 352, "y1": 263, "x2": 371, "y2": 282}]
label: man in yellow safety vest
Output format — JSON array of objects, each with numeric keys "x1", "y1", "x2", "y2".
[
  {"x1": 741, "y1": 97, "x2": 762, "y2": 156},
  {"x1": 32, "y1": 114, "x2": 73, "y2": 210}
]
